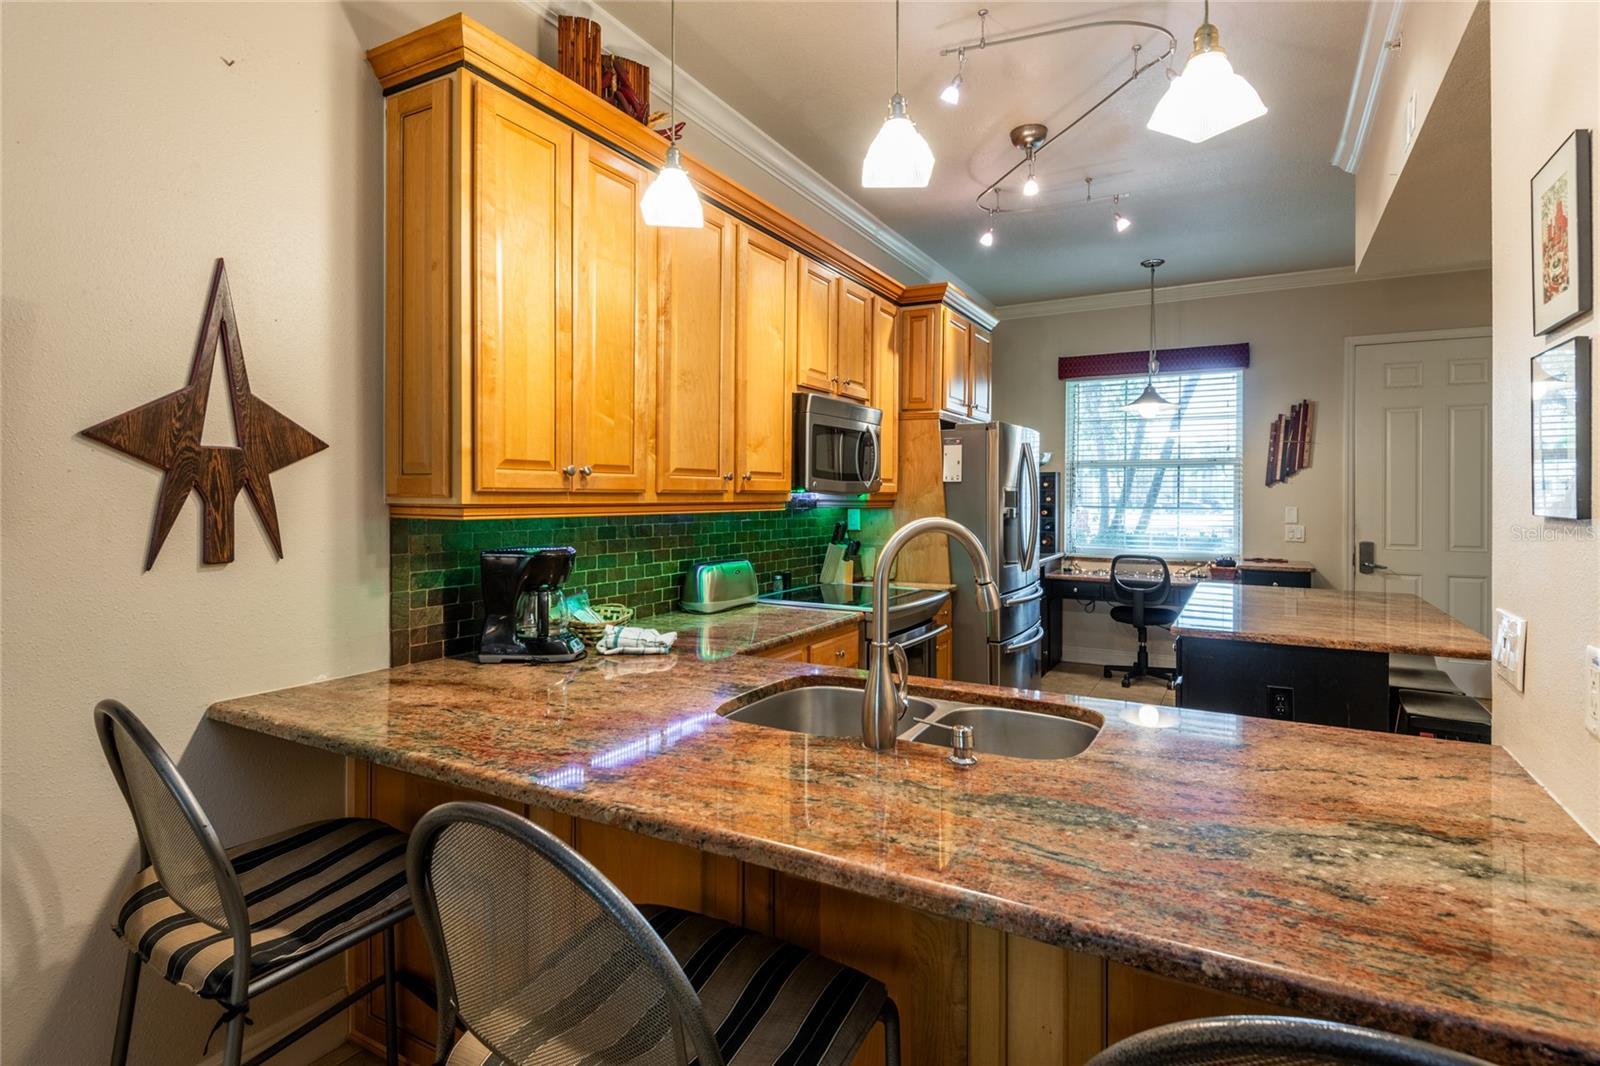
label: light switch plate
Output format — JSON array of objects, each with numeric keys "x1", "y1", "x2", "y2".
[
  {"x1": 1284, "y1": 505, "x2": 1299, "y2": 523},
  {"x1": 1491, "y1": 608, "x2": 1526, "y2": 692},
  {"x1": 1585, "y1": 645, "x2": 1600, "y2": 740},
  {"x1": 1284, "y1": 524, "x2": 1306, "y2": 543}
]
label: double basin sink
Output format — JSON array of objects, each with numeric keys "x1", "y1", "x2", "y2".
[{"x1": 720, "y1": 684, "x2": 1099, "y2": 760}]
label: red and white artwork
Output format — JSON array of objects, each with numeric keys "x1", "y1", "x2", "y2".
[{"x1": 1530, "y1": 130, "x2": 1591, "y2": 336}]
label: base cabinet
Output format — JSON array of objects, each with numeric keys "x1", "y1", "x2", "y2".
[{"x1": 347, "y1": 761, "x2": 1286, "y2": 1066}]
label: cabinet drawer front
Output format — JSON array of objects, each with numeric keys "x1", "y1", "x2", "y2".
[
  {"x1": 472, "y1": 81, "x2": 573, "y2": 493},
  {"x1": 807, "y1": 628, "x2": 861, "y2": 668}
]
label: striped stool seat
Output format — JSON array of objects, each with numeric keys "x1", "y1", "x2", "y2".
[
  {"x1": 445, "y1": 905, "x2": 888, "y2": 1066},
  {"x1": 115, "y1": 817, "x2": 410, "y2": 1000}
]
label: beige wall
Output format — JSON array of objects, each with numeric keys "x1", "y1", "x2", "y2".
[
  {"x1": 1487, "y1": 0, "x2": 1600, "y2": 837},
  {"x1": 991, "y1": 270, "x2": 1492, "y2": 588},
  {"x1": 0, "y1": 5, "x2": 932, "y2": 1063},
  {"x1": 1354, "y1": 0, "x2": 1480, "y2": 267}
]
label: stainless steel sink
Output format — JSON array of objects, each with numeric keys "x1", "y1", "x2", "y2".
[
  {"x1": 722, "y1": 686, "x2": 936, "y2": 738},
  {"x1": 904, "y1": 705, "x2": 1098, "y2": 760},
  {"x1": 721, "y1": 685, "x2": 1099, "y2": 759}
]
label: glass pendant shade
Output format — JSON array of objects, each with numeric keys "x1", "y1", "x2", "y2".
[
  {"x1": 1126, "y1": 380, "x2": 1177, "y2": 418},
  {"x1": 940, "y1": 75, "x2": 962, "y2": 105},
  {"x1": 1147, "y1": 44, "x2": 1266, "y2": 144},
  {"x1": 863, "y1": 95, "x2": 935, "y2": 188},
  {"x1": 1114, "y1": 213, "x2": 1132, "y2": 233},
  {"x1": 978, "y1": 226, "x2": 995, "y2": 247},
  {"x1": 641, "y1": 147, "x2": 704, "y2": 228}
]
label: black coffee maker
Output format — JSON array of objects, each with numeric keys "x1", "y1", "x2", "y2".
[{"x1": 477, "y1": 547, "x2": 586, "y2": 664}]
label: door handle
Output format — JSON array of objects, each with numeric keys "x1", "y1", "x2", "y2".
[
  {"x1": 999, "y1": 623, "x2": 1046, "y2": 653},
  {"x1": 1357, "y1": 540, "x2": 1388, "y2": 574},
  {"x1": 1001, "y1": 587, "x2": 1044, "y2": 607},
  {"x1": 1020, "y1": 442, "x2": 1039, "y2": 571}
]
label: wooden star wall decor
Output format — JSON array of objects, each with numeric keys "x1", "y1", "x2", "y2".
[{"x1": 81, "y1": 259, "x2": 327, "y2": 570}]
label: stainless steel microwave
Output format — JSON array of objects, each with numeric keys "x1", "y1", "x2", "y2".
[{"x1": 793, "y1": 393, "x2": 882, "y2": 497}]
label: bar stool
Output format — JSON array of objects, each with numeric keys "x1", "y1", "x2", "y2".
[
  {"x1": 1086, "y1": 1015, "x2": 1494, "y2": 1064},
  {"x1": 96, "y1": 699, "x2": 418, "y2": 1066},
  {"x1": 408, "y1": 801, "x2": 900, "y2": 1066}
]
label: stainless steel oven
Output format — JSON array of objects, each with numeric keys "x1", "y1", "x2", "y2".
[
  {"x1": 794, "y1": 393, "x2": 882, "y2": 497},
  {"x1": 885, "y1": 616, "x2": 945, "y2": 679}
]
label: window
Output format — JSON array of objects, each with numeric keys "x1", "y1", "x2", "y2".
[{"x1": 1065, "y1": 370, "x2": 1243, "y2": 556}]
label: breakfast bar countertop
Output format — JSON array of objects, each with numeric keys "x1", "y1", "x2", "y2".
[
  {"x1": 1172, "y1": 581, "x2": 1492, "y2": 659},
  {"x1": 209, "y1": 643, "x2": 1598, "y2": 1065}
]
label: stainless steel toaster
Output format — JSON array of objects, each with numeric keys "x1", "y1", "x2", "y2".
[{"x1": 680, "y1": 559, "x2": 758, "y2": 613}]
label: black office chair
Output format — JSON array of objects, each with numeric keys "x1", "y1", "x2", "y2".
[
  {"x1": 1086, "y1": 1015, "x2": 1494, "y2": 1065},
  {"x1": 1102, "y1": 554, "x2": 1178, "y2": 688}
]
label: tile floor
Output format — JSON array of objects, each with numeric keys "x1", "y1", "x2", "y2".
[
  {"x1": 1037, "y1": 661, "x2": 1177, "y2": 706},
  {"x1": 309, "y1": 1045, "x2": 382, "y2": 1066}
]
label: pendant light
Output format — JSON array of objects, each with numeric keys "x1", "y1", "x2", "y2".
[
  {"x1": 1126, "y1": 258, "x2": 1177, "y2": 418},
  {"x1": 862, "y1": 0, "x2": 935, "y2": 188},
  {"x1": 641, "y1": 0, "x2": 704, "y2": 228},
  {"x1": 940, "y1": 47, "x2": 965, "y2": 105},
  {"x1": 1146, "y1": 0, "x2": 1267, "y2": 144}
]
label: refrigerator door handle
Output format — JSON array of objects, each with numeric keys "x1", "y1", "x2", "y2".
[
  {"x1": 1021, "y1": 441, "x2": 1039, "y2": 572},
  {"x1": 999, "y1": 622, "x2": 1046, "y2": 654},
  {"x1": 1000, "y1": 586, "x2": 1044, "y2": 607}
]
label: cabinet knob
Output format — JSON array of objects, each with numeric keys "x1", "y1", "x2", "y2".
[
  {"x1": 562, "y1": 465, "x2": 576, "y2": 477},
  {"x1": 742, "y1": 472, "x2": 754, "y2": 481},
  {"x1": 723, "y1": 471, "x2": 734, "y2": 481},
  {"x1": 830, "y1": 376, "x2": 839, "y2": 385},
  {"x1": 579, "y1": 465, "x2": 594, "y2": 477},
  {"x1": 834, "y1": 648, "x2": 846, "y2": 659}
]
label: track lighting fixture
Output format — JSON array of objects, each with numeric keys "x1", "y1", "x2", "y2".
[
  {"x1": 1113, "y1": 194, "x2": 1132, "y2": 233},
  {"x1": 1011, "y1": 124, "x2": 1046, "y2": 198},
  {"x1": 978, "y1": 196, "x2": 998, "y2": 247},
  {"x1": 941, "y1": 47, "x2": 965, "y2": 105},
  {"x1": 1147, "y1": 0, "x2": 1267, "y2": 143},
  {"x1": 1022, "y1": 151, "x2": 1039, "y2": 197},
  {"x1": 641, "y1": 0, "x2": 703, "y2": 228},
  {"x1": 862, "y1": 0, "x2": 935, "y2": 188}
]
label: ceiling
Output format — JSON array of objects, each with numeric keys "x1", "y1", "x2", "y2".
[{"x1": 598, "y1": 0, "x2": 1369, "y2": 306}]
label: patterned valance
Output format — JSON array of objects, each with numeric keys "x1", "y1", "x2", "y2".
[{"x1": 1058, "y1": 342, "x2": 1250, "y2": 380}]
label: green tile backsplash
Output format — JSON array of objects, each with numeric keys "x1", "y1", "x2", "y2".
[{"x1": 390, "y1": 507, "x2": 849, "y2": 665}]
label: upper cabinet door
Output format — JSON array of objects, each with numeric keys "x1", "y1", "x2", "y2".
[
  {"x1": 735, "y1": 226, "x2": 798, "y2": 494},
  {"x1": 657, "y1": 204, "x2": 736, "y2": 494},
  {"x1": 898, "y1": 306, "x2": 940, "y2": 415},
  {"x1": 571, "y1": 137, "x2": 654, "y2": 494},
  {"x1": 472, "y1": 80, "x2": 573, "y2": 493},
  {"x1": 872, "y1": 296, "x2": 899, "y2": 495},
  {"x1": 385, "y1": 78, "x2": 453, "y2": 500},
  {"x1": 942, "y1": 311, "x2": 972, "y2": 418},
  {"x1": 836, "y1": 278, "x2": 874, "y2": 402},
  {"x1": 796, "y1": 258, "x2": 838, "y2": 393},
  {"x1": 968, "y1": 328, "x2": 992, "y2": 423}
]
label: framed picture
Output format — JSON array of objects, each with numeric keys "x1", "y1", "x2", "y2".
[
  {"x1": 1530, "y1": 336, "x2": 1591, "y2": 520},
  {"x1": 1530, "y1": 129, "x2": 1591, "y2": 335}
]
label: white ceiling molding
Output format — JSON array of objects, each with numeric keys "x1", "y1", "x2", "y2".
[
  {"x1": 521, "y1": 0, "x2": 986, "y2": 303},
  {"x1": 996, "y1": 262, "x2": 1490, "y2": 321},
  {"x1": 1332, "y1": 0, "x2": 1406, "y2": 174}
]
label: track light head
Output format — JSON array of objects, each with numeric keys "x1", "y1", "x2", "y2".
[
  {"x1": 978, "y1": 225, "x2": 995, "y2": 247},
  {"x1": 1115, "y1": 212, "x2": 1132, "y2": 233}
]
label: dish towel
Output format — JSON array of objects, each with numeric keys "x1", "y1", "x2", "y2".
[{"x1": 597, "y1": 624, "x2": 678, "y2": 655}]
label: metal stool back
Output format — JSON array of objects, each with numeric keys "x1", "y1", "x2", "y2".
[
  {"x1": 96, "y1": 699, "x2": 410, "y2": 1066},
  {"x1": 1085, "y1": 1015, "x2": 1495, "y2": 1065},
  {"x1": 408, "y1": 801, "x2": 725, "y2": 1066}
]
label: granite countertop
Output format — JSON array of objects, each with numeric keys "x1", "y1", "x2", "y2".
[
  {"x1": 642, "y1": 602, "x2": 860, "y2": 656},
  {"x1": 209, "y1": 646, "x2": 1598, "y2": 1064},
  {"x1": 1173, "y1": 581, "x2": 1492, "y2": 659}
]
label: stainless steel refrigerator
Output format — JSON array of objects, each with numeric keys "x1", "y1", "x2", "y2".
[{"x1": 942, "y1": 421, "x2": 1044, "y2": 689}]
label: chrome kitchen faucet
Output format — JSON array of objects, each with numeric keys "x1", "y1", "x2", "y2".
[{"x1": 863, "y1": 517, "x2": 1001, "y2": 751}]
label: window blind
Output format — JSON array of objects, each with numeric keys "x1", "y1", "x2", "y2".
[{"x1": 1065, "y1": 370, "x2": 1243, "y2": 556}]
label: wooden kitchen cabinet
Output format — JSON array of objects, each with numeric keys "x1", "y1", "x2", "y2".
[
  {"x1": 806, "y1": 628, "x2": 861, "y2": 668},
  {"x1": 656, "y1": 203, "x2": 736, "y2": 495},
  {"x1": 471, "y1": 80, "x2": 573, "y2": 494},
  {"x1": 734, "y1": 225, "x2": 799, "y2": 495},
  {"x1": 837, "y1": 278, "x2": 874, "y2": 401},
  {"x1": 899, "y1": 301, "x2": 993, "y2": 424},
  {"x1": 872, "y1": 295, "x2": 899, "y2": 497},
  {"x1": 797, "y1": 257, "x2": 840, "y2": 393}
]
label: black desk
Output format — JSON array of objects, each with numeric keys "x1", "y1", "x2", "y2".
[{"x1": 1041, "y1": 571, "x2": 1198, "y2": 671}]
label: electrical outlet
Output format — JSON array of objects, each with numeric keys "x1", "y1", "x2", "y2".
[
  {"x1": 1267, "y1": 686, "x2": 1294, "y2": 720},
  {"x1": 1284, "y1": 524, "x2": 1306, "y2": 543},
  {"x1": 1284, "y1": 505, "x2": 1299, "y2": 523},
  {"x1": 1491, "y1": 609, "x2": 1526, "y2": 692},
  {"x1": 1586, "y1": 645, "x2": 1600, "y2": 740}
]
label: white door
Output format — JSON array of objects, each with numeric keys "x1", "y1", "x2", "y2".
[{"x1": 1350, "y1": 333, "x2": 1492, "y2": 634}]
